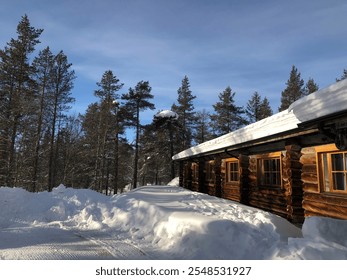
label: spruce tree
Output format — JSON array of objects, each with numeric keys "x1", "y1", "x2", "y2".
[
  {"x1": 122, "y1": 81, "x2": 155, "y2": 189},
  {"x1": 246, "y1": 92, "x2": 261, "y2": 123},
  {"x1": 260, "y1": 97, "x2": 273, "y2": 119},
  {"x1": 278, "y1": 65, "x2": 305, "y2": 112},
  {"x1": 304, "y1": 78, "x2": 319, "y2": 95},
  {"x1": 171, "y1": 75, "x2": 197, "y2": 150},
  {"x1": 210, "y1": 86, "x2": 246, "y2": 137},
  {"x1": 246, "y1": 92, "x2": 273, "y2": 123}
]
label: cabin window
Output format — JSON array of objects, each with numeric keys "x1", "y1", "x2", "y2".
[
  {"x1": 226, "y1": 160, "x2": 239, "y2": 183},
  {"x1": 257, "y1": 153, "x2": 282, "y2": 187},
  {"x1": 319, "y1": 151, "x2": 347, "y2": 193},
  {"x1": 205, "y1": 161, "x2": 215, "y2": 182}
]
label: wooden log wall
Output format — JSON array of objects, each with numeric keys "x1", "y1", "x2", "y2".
[
  {"x1": 221, "y1": 154, "x2": 249, "y2": 203},
  {"x1": 190, "y1": 162, "x2": 199, "y2": 192},
  {"x1": 301, "y1": 145, "x2": 347, "y2": 220},
  {"x1": 283, "y1": 144, "x2": 304, "y2": 224},
  {"x1": 248, "y1": 152, "x2": 289, "y2": 219},
  {"x1": 240, "y1": 154, "x2": 250, "y2": 204},
  {"x1": 221, "y1": 159, "x2": 241, "y2": 202},
  {"x1": 179, "y1": 143, "x2": 347, "y2": 222},
  {"x1": 214, "y1": 156, "x2": 222, "y2": 198},
  {"x1": 198, "y1": 159, "x2": 206, "y2": 193},
  {"x1": 182, "y1": 161, "x2": 192, "y2": 190}
]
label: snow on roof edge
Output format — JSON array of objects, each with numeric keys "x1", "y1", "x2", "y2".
[
  {"x1": 288, "y1": 78, "x2": 347, "y2": 123},
  {"x1": 173, "y1": 79, "x2": 347, "y2": 161},
  {"x1": 172, "y1": 109, "x2": 301, "y2": 160}
]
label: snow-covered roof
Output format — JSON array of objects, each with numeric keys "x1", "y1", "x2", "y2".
[
  {"x1": 289, "y1": 78, "x2": 347, "y2": 122},
  {"x1": 173, "y1": 79, "x2": 347, "y2": 161}
]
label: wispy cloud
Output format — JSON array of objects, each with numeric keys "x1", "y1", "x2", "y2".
[{"x1": 1, "y1": 0, "x2": 346, "y2": 119}]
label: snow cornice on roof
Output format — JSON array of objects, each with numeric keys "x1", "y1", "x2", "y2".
[
  {"x1": 288, "y1": 78, "x2": 347, "y2": 123},
  {"x1": 172, "y1": 79, "x2": 347, "y2": 161}
]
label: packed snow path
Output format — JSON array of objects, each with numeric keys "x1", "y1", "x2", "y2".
[{"x1": 0, "y1": 226, "x2": 149, "y2": 260}]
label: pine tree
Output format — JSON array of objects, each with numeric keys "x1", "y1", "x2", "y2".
[
  {"x1": 153, "y1": 110, "x2": 179, "y2": 180},
  {"x1": 304, "y1": 78, "x2": 319, "y2": 95},
  {"x1": 92, "y1": 70, "x2": 123, "y2": 193},
  {"x1": 0, "y1": 15, "x2": 43, "y2": 187},
  {"x1": 122, "y1": 81, "x2": 155, "y2": 189},
  {"x1": 47, "y1": 50, "x2": 76, "y2": 192},
  {"x1": 278, "y1": 65, "x2": 305, "y2": 112},
  {"x1": 80, "y1": 102, "x2": 103, "y2": 188},
  {"x1": 210, "y1": 86, "x2": 246, "y2": 137},
  {"x1": 171, "y1": 75, "x2": 197, "y2": 150},
  {"x1": 30, "y1": 46, "x2": 55, "y2": 192},
  {"x1": 194, "y1": 109, "x2": 212, "y2": 144},
  {"x1": 246, "y1": 92, "x2": 273, "y2": 123}
]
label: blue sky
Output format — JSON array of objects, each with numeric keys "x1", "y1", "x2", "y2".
[{"x1": 1, "y1": 0, "x2": 347, "y2": 127}]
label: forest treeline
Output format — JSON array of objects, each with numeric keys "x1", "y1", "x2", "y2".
[{"x1": 1, "y1": 16, "x2": 346, "y2": 193}]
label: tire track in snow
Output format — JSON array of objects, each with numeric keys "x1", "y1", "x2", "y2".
[
  {"x1": 0, "y1": 225, "x2": 149, "y2": 260},
  {"x1": 74, "y1": 231, "x2": 150, "y2": 259}
]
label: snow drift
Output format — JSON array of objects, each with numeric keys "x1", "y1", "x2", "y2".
[{"x1": 1, "y1": 183, "x2": 347, "y2": 260}]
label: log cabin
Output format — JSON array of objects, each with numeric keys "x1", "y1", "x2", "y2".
[{"x1": 173, "y1": 79, "x2": 347, "y2": 224}]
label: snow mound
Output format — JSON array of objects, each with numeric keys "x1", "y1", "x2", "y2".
[{"x1": 1, "y1": 185, "x2": 347, "y2": 259}]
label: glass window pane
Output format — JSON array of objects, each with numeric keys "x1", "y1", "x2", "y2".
[
  {"x1": 272, "y1": 173, "x2": 277, "y2": 185},
  {"x1": 232, "y1": 162, "x2": 237, "y2": 172},
  {"x1": 333, "y1": 173, "x2": 346, "y2": 191},
  {"x1": 332, "y1": 154, "x2": 344, "y2": 171},
  {"x1": 227, "y1": 162, "x2": 239, "y2": 182}
]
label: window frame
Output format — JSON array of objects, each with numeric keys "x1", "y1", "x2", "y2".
[
  {"x1": 317, "y1": 144, "x2": 347, "y2": 194},
  {"x1": 256, "y1": 152, "x2": 282, "y2": 188},
  {"x1": 225, "y1": 159, "x2": 240, "y2": 183}
]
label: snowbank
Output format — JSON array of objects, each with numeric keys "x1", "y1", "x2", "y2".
[{"x1": 1, "y1": 185, "x2": 347, "y2": 259}]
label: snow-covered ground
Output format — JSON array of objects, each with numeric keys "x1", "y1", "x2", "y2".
[{"x1": 1, "y1": 179, "x2": 347, "y2": 260}]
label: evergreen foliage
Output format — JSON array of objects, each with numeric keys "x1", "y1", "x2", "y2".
[
  {"x1": 278, "y1": 65, "x2": 305, "y2": 112},
  {"x1": 210, "y1": 86, "x2": 246, "y2": 137},
  {"x1": 153, "y1": 110, "x2": 179, "y2": 180},
  {"x1": 122, "y1": 81, "x2": 155, "y2": 189},
  {"x1": 0, "y1": 15, "x2": 43, "y2": 187},
  {"x1": 88, "y1": 70, "x2": 124, "y2": 194},
  {"x1": 246, "y1": 92, "x2": 273, "y2": 123},
  {"x1": 194, "y1": 109, "x2": 213, "y2": 144},
  {"x1": 304, "y1": 78, "x2": 319, "y2": 95},
  {"x1": 1, "y1": 15, "x2": 337, "y2": 192},
  {"x1": 171, "y1": 76, "x2": 197, "y2": 150}
]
